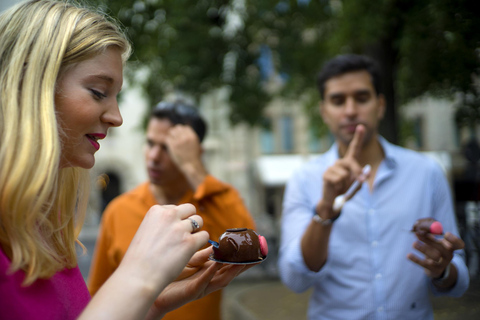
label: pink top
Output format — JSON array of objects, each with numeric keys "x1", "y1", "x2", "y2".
[{"x1": 0, "y1": 247, "x2": 91, "y2": 319}]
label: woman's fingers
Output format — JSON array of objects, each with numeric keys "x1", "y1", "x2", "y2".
[
  {"x1": 174, "y1": 247, "x2": 214, "y2": 281},
  {"x1": 187, "y1": 247, "x2": 214, "y2": 267},
  {"x1": 203, "y1": 264, "x2": 247, "y2": 296},
  {"x1": 123, "y1": 204, "x2": 209, "y2": 287},
  {"x1": 183, "y1": 214, "x2": 204, "y2": 233},
  {"x1": 149, "y1": 204, "x2": 204, "y2": 234},
  {"x1": 176, "y1": 203, "x2": 197, "y2": 219},
  {"x1": 190, "y1": 230, "x2": 210, "y2": 252}
]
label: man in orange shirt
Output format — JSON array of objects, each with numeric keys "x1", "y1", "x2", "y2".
[{"x1": 88, "y1": 100, "x2": 256, "y2": 320}]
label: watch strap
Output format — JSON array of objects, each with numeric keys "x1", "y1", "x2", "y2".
[
  {"x1": 432, "y1": 263, "x2": 451, "y2": 285},
  {"x1": 312, "y1": 213, "x2": 339, "y2": 226}
]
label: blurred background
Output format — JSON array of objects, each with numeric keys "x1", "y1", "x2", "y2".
[{"x1": 2, "y1": 0, "x2": 479, "y2": 318}]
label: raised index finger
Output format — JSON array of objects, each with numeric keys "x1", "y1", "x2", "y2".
[{"x1": 345, "y1": 124, "x2": 365, "y2": 161}]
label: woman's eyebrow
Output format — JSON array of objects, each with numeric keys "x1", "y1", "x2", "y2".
[{"x1": 89, "y1": 74, "x2": 114, "y2": 83}]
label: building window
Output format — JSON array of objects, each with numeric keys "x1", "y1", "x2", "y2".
[
  {"x1": 280, "y1": 115, "x2": 294, "y2": 153},
  {"x1": 413, "y1": 117, "x2": 424, "y2": 149},
  {"x1": 260, "y1": 129, "x2": 275, "y2": 154},
  {"x1": 260, "y1": 118, "x2": 274, "y2": 154},
  {"x1": 260, "y1": 115, "x2": 295, "y2": 154}
]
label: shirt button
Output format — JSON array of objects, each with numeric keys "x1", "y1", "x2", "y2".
[
  {"x1": 377, "y1": 306, "x2": 384, "y2": 312},
  {"x1": 371, "y1": 241, "x2": 378, "y2": 248},
  {"x1": 375, "y1": 273, "x2": 382, "y2": 280},
  {"x1": 368, "y1": 209, "x2": 375, "y2": 215}
]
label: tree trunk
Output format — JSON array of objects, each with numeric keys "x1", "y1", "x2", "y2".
[{"x1": 366, "y1": 40, "x2": 399, "y2": 145}]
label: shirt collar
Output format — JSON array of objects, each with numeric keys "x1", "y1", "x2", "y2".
[
  {"x1": 377, "y1": 136, "x2": 397, "y2": 169},
  {"x1": 325, "y1": 135, "x2": 398, "y2": 169}
]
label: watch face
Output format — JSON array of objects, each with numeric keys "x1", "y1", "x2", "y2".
[
  {"x1": 313, "y1": 215, "x2": 332, "y2": 226},
  {"x1": 433, "y1": 263, "x2": 451, "y2": 284}
]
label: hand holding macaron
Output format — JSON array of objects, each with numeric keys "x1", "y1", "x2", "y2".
[{"x1": 407, "y1": 218, "x2": 465, "y2": 282}]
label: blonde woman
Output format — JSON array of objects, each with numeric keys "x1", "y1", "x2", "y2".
[{"x1": 0, "y1": 1, "x2": 248, "y2": 319}]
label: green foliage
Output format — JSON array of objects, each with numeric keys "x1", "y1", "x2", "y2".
[
  {"x1": 455, "y1": 91, "x2": 480, "y2": 132},
  {"x1": 88, "y1": 0, "x2": 480, "y2": 136},
  {"x1": 92, "y1": 0, "x2": 231, "y2": 109},
  {"x1": 228, "y1": 0, "x2": 333, "y2": 125},
  {"x1": 396, "y1": 0, "x2": 480, "y2": 103}
]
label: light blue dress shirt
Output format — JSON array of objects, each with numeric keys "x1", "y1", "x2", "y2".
[{"x1": 278, "y1": 137, "x2": 469, "y2": 320}]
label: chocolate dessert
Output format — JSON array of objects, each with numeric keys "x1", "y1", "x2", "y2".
[
  {"x1": 210, "y1": 228, "x2": 268, "y2": 263},
  {"x1": 411, "y1": 218, "x2": 443, "y2": 236}
]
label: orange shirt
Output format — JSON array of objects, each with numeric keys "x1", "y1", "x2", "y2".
[{"x1": 88, "y1": 175, "x2": 256, "y2": 320}]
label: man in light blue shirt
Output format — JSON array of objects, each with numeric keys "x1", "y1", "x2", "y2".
[{"x1": 278, "y1": 54, "x2": 469, "y2": 320}]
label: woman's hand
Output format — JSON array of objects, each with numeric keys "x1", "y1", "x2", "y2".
[
  {"x1": 146, "y1": 247, "x2": 257, "y2": 319},
  {"x1": 80, "y1": 204, "x2": 209, "y2": 320},
  {"x1": 120, "y1": 204, "x2": 209, "y2": 292}
]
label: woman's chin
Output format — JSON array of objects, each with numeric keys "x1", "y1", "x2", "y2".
[{"x1": 59, "y1": 156, "x2": 95, "y2": 169}]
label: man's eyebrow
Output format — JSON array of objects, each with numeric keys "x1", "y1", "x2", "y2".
[
  {"x1": 353, "y1": 89, "x2": 371, "y2": 95},
  {"x1": 327, "y1": 92, "x2": 346, "y2": 99},
  {"x1": 328, "y1": 89, "x2": 371, "y2": 98}
]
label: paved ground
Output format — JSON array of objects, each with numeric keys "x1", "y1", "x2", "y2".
[{"x1": 222, "y1": 275, "x2": 480, "y2": 320}]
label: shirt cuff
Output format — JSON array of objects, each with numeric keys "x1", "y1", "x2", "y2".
[
  {"x1": 429, "y1": 254, "x2": 470, "y2": 297},
  {"x1": 281, "y1": 237, "x2": 328, "y2": 287}
]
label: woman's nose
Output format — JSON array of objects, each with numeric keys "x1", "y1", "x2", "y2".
[{"x1": 102, "y1": 101, "x2": 123, "y2": 127}]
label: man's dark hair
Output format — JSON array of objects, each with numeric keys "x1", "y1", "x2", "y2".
[
  {"x1": 316, "y1": 54, "x2": 383, "y2": 100},
  {"x1": 150, "y1": 100, "x2": 208, "y2": 143}
]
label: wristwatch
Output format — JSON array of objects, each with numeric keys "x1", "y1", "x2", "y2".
[
  {"x1": 432, "y1": 263, "x2": 451, "y2": 285},
  {"x1": 312, "y1": 214, "x2": 339, "y2": 226}
]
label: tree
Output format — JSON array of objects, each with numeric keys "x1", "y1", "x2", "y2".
[
  {"x1": 236, "y1": 0, "x2": 480, "y2": 143},
  {"x1": 90, "y1": 0, "x2": 480, "y2": 143},
  {"x1": 93, "y1": 0, "x2": 233, "y2": 109},
  {"x1": 329, "y1": 0, "x2": 480, "y2": 143}
]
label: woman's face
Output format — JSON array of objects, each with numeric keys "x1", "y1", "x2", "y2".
[{"x1": 55, "y1": 47, "x2": 124, "y2": 169}]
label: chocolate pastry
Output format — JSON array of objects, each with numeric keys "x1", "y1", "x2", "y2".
[{"x1": 210, "y1": 228, "x2": 268, "y2": 263}]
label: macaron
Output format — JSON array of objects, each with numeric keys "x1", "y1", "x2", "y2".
[
  {"x1": 259, "y1": 235, "x2": 268, "y2": 257},
  {"x1": 430, "y1": 221, "x2": 443, "y2": 235}
]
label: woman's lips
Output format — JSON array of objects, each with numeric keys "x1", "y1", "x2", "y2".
[
  {"x1": 87, "y1": 136, "x2": 100, "y2": 150},
  {"x1": 86, "y1": 133, "x2": 106, "y2": 151}
]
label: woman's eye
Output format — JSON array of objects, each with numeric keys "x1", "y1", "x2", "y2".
[{"x1": 90, "y1": 89, "x2": 107, "y2": 100}]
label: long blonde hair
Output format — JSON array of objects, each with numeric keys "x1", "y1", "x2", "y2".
[{"x1": 0, "y1": 0, "x2": 131, "y2": 285}]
